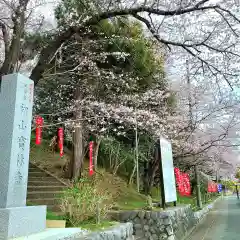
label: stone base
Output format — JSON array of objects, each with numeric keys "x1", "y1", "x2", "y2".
[
  {"x1": 11, "y1": 228, "x2": 86, "y2": 240},
  {"x1": 0, "y1": 206, "x2": 46, "y2": 239}
]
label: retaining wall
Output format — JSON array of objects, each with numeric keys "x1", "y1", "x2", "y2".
[
  {"x1": 109, "y1": 205, "x2": 195, "y2": 240},
  {"x1": 109, "y1": 198, "x2": 221, "y2": 240}
]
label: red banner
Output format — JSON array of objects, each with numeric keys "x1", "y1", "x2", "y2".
[
  {"x1": 174, "y1": 168, "x2": 191, "y2": 196},
  {"x1": 183, "y1": 173, "x2": 191, "y2": 196},
  {"x1": 35, "y1": 116, "x2": 43, "y2": 145},
  {"x1": 175, "y1": 168, "x2": 183, "y2": 194},
  {"x1": 58, "y1": 128, "x2": 64, "y2": 157},
  {"x1": 89, "y1": 141, "x2": 94, "y2": 176},
  {"x1": 208, "y1": 182, "x2": 218, "y2": 193}
]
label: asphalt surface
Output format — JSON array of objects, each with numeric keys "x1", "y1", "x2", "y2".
[{"x1": 188, "y1": 196, "x2": 240, "y2": 240}]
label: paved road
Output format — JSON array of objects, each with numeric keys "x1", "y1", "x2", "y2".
[{"x1": 188, "y1": 196, "x2": 240, "y2": 240}]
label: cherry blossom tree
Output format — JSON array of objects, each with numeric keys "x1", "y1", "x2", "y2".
[{"x1": 34, "y1": 13, "x2": 171, "y2": 179}]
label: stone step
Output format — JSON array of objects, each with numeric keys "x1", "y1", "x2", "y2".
[
  {"x1": 28, "y1": 186, "x2": 66, "y2": 192},
  {"x1": 28, "y1": 167, "x2": 44, "y2": 172},
  {"x1": 28, "y1": 180, "x2": 65, "y2": 186},
  {"x1": 27, "y1": 198, "x2": 62, "y2": 206},
  {"x1": 28, "y1": 171, "x2": 50, "y2": 177},
  {"x1": 28, "y1": 176, "x2": 59, "y2": 181},
  {"x1": 27, "y1": 164, "x2": 68, "y2": 216},
  {"x1": 27, "y1": 191, "x2": 64, "y2": 199}
]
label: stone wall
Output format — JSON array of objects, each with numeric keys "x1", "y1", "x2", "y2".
[
  {"x1": 109, "y1": 205, "x2": 196, "y2": 240},
  {"x1": 76, "y1": 223, "x2": 134, "y2": 240},
  {"x1": 108, "y1": 198, "x2": 221, "y2": 240}
]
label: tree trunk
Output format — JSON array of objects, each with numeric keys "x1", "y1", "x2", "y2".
[
  {"x1": 128, "y1": 164, "x2": 136, "y2": 185},
  {"x1": 144, "y1": 142, "x2": 159, "y2": 195},
  {"x1": 0, "y1": 1, "x2": 28, "y2": 77},
  {"x1": 143, "y1": 160, "x2": 149, "y2": 195},
  {"x1": 71, "y1": 86, "x2": 83, "y2": 180},
  {"x1": 93, "y1": 136, "x2": 101, "y2": 171}
]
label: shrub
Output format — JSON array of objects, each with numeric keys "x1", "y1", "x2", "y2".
[{"x1": 60, "y1": 178, "x2": 112, "y2": 226}]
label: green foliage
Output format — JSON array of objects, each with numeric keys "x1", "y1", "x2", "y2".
[
  {"x1": 222, "y1": 180, "x2": 235, "y2": 191},
  {"x1": 95, "y1": 18, "x2": 166, "y2": 90},
  {"x1": 98, "y1": 135, "x2": 154, "y2": 178},
  {"x1": 60, "y1": 178, "x2": 113, "y2": 226},
  {"x1": 98, "y1": 137, "x2": 135, "y2": 176},
  {"x1": 235, "y1": 168, "x2": 240, "y2": 179}
]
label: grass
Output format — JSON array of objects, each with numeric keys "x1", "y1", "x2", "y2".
[
  {"x1": 115, "y1": 188, "x2": 148, "y2": 210},
  {"x1": 177, "y1": 194, "x2": 196, "y2": 205},
  {"x1": 79, "y1": 220, "x2": 118, "y2": 231},
  {"x1": 46, "y1": 210, "x2": 66, "y2": 220}
]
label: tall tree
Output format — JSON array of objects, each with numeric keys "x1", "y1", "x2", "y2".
[{"x1": 35, "y1": 10, "x2": 169, "y2": 179}]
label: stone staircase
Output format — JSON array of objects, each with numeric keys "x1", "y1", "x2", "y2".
[{"x1": 27, "y1": 163, "x2": 69, "y2": 214}]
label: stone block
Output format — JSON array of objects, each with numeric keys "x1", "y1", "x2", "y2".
[
  {"x1": 158, "y1": 225, "x2": 166, "y2": 233},
  {"x1": 143, "y1": 225, "x2": 150, "y2": 231},
  {"x1": 167, "y1": 235, "x2": 175, "y2": 240},
  {"x1": 163, "y1": 217, "x2": 172, "y2": 225},
  {"x1": 134, "y1": 217, "x2": 141, "y2": 224},
  {"x1": 144, "y1": 231, "x2": 151, "y2": 238},
  {"x1": 152, "y1": 234, "x2": 158, "y2": 240},
  {"x1": 166, "y1": 226, "x2": 173, "y2": 236},
  {"x1": 0, "y1": 206, "x2": 46, "y2": 239},
  {"x1": 146, "y1": 212, "x2": 151, "y2": 219},
  {"x1": 135, "y1": 229, "x2": 144, "y2": 237},
  {"x1": 138, "y1": 211, "x2": 145, "y2": 219},
  {"x1": 159, "y1": 233, "x2": 168, "y2": 240},
  {"x1": 135, "y1": 224, "x2": 142, "y2": 230},
  {"x1": 150, "y1": 227, "x2": 155, "y2": 234},
  {"x1": 151, "y1": 212, "x2": 158, "y2": 221}
]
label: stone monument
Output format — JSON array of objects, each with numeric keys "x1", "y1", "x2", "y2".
[
  {"x1": 0, "y1": 73, "x2": 46, "y2": 239},
  {"x1": 0, "y1": 73, "x2": 86, "y2": 240}
]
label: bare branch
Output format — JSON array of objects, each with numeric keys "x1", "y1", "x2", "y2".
[{"x1": 30, "y1": 2, "x2": 240, "y2": 86}]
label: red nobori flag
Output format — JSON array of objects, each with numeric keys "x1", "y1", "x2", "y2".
[
  {"x1": 182, "y1": 173, "x2": 191, "y2": 196},
  {"x1": 174, "y1": 168, "x2": 191, "y2": 196},
  {"x1": 89, "y1": 141, "x2": 94, "y2": 176},
  {"x1": 35, "y1": 116, "x2": 43, "y2": 145},
  {"x1": 58, "y1": 128, "x2": 64, "y2": 157},
  {"x1": 174, "y1": 168, "x2": 184, "y2": 195}
]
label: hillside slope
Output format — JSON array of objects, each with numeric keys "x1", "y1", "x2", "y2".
[{"x1": 29, "y1": 141, "x2": 149, "y2": 211}]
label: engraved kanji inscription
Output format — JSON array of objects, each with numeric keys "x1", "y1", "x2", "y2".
[
  {"x1": 15, "y1": 171, "x2": 23, "y2": 184},
  {"x1": 17, "y1": 153, "x2": 24, "y2": 167},
  {"x1": 18, "y1": 136, "x2": 27, "y2": 150},
  {"x1": 18, "y1": 120, "x2": 27, "y2": 130}
]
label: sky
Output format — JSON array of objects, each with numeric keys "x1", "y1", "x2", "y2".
[{"x1": 33, "y1": 0, "x2": 59, "y2": 29}]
